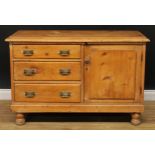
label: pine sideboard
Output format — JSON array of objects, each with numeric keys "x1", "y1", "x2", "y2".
[{"x1": 5, "y1": 30, "x2": 149, "y2": 125}]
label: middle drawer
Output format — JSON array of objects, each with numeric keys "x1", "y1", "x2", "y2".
[{"x1": 14, "y1": 62, "x2": 81, "y2": 81}]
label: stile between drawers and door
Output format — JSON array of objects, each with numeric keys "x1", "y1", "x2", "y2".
[{"x1": 5, "y1": 30, "x2": 149, "y2": 125}]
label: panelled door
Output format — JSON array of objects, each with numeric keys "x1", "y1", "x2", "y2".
[{"x1": 84, "y1": 45, "x2": 143, "y2": 103}]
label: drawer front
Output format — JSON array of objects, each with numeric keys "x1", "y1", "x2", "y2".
[
  {"x1": 13, "y1": 45, "x2": 81, "y2": 59},
  {"x1": 15, "y1": 84, "x2": 81, "y2": 103},
  {"x1": 14, "y1": 62, "x2": 81, "y2": 81}
]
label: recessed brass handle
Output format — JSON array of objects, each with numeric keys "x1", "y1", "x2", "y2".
[
  {"x1": 23, "y1": 50, "x2": 34, "y2": 56},
  {"x1": 60, "y1": 91, "x2": 71, "y2": 98},
  {"x1": 25, "y1": 91, "x2": 35, "y2": 98},
  {"x1": 24, "y1": 68, "x2": 37, "y2": 76},
  {"x1": 59, "y1": 50, "x2": 70, "y2": 56},
  {"x1": 59, "y1": 68, "x2": 71, "y2": 76}
]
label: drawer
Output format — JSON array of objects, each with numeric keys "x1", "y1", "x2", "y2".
[
  {"x1": 14, "y1": 84, "x2": 81, "y2": 103},
  {"x1": 14, "y1": 62, "x2": 81, "y2": 81},
  {"x1": 13, "y1": 45, "x2": 81, "y2": 59}
]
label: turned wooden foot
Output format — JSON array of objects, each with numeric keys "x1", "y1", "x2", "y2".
[
  {"x1": 131, "y1": 113, "x2": 141, "y2": 125},
  {"x1": 16, "y1": 113, "x2": 26, "y2": 125}
]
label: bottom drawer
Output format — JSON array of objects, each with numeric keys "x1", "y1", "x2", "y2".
[{"x1": 14, "y1": 84, "x2": 81, "y2": 103}]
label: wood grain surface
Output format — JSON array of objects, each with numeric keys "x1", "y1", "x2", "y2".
[
  {"x1": 5, "y1": 30, "x2": 150, "y2": 43},
  {"x1": 14, "y1": 61, "x2": 81, "y2": 81},
  {"x1": 14, "y1": 83, "x2": 81, "y2": 103},
  {"x1": 13, "y1": 45, "x2": 81, "y2": 59}
]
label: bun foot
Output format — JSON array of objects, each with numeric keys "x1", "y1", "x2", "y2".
[
  {"x1": 16, "y1": 113, "x2": 25, "y2": 125},
  {"x1": 131, "y1": 113, "x2": 141, "y2": 125}
]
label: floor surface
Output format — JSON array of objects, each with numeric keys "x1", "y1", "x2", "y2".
[{"x1": 0, "y1": 100, "x2": 155, "y2": 130}]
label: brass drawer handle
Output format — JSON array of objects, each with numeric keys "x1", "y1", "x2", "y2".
[
  {"x1": 23, "y1": 50, "x2": 34, "y2": 56},
  {"x1": 59, "y1": 50, "x2": 70, "y2": 56},
  {"x1": 59, "y1": 68, "x2": 71, "y2": 76},
  {"x1": 24, "y1": 68, "x2": 37, "y2": 76},
  {"x1": 60, "y1": 91, "x2": 71, "y2": 98},
  {"x1": 25, "y1": 91, "x2": 35, "y2": 98}
]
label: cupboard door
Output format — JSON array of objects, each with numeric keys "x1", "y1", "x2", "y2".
[{"x1": 85, "y1": 45, "x2": 140, "y2": 101}]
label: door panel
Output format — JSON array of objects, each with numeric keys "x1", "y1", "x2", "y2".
[{"x1": 85, "y1": 45, "x2": 138, "y2": 101}]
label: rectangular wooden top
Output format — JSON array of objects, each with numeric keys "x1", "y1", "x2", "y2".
[{"x1": 5, "y1": 30, "x2": 150, "y2": 43}]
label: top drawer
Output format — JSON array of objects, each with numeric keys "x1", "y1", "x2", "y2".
[{"x1": 12, "y1": 45, "x2": 81, "y2": 59}]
